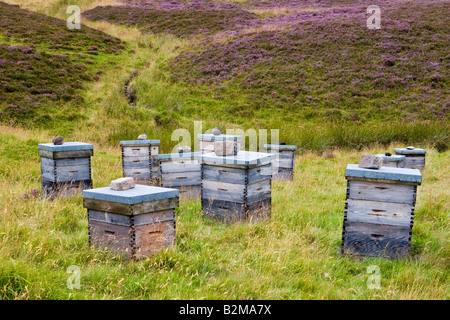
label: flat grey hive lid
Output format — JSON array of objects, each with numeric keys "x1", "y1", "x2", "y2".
[
  {"x1": 264, "y1": 144, "x2": 297, "y2": 150},
  {"x1": 394, "y1": 147, "x2": 426, "y2": 155},
  {"x1": 38, "y1": 142, "x2": 93, "y2": 152},
  {"x1": 197, "y1": 134, "x2": 244, "y2": 142},
  {"x1": 157, "y1": 152, "x2": 203, "y2": 161},
  {"x1": 120, "y1": 139, "x2": 160, "y2": 146},
  {"x1": 375, "y1": 154, "x2": 405, "y2": 161},
  {"x1": 196, "y1": 151, "x2": 275, "y2": 166},
  {"x1": 83, "y1": 184, "x2": 179, "y2": 204},
  {"x1": 345, "y1": 164, "x2": 422, "y2": 184}
]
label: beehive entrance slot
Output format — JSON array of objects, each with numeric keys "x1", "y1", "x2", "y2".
[
  {"x1": 370, "y1": 234, "x2": 384, "y2": 239},
  {"x1": 104, "y1": 230, "x2": 115, "y2": 238},
  {"x1": 375, "y1": 187, "x2": 389, "y2": 190}
]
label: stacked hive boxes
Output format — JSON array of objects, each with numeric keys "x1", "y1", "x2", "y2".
[
  {"x1": 395, "y1": 147, "x2": 427, "y2": 170},
  {"x1": 158, "y1": 151, "x2": 203, "y2": 202},
  {"x1": 263, "y1": 144, "x2": 297, "y2": 181},
  {"x1": 120, "y1": 139, "x2": 160, "y2": 185},
  {"x1": 83, "y1": 184, "x2": 179, "y2": 259},
  {"x1": 197, "y1": 151, "x2": 275, "y2": 223},
  {"x1": 341, "y1": 164, "x2": 422, "y2": 258},
  {"x1": 197, "y1": 134, "x2": 244, "y2": 153},
  {"x1": 38, "y1": 142, "x2": 93, "y2": 198}
]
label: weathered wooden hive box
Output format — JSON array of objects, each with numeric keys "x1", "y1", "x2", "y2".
[
  {"x1": 263, "y1": 144, "x2": 297, "y2": 181},
  {"x1": 197, "y1": 151, "x2": 275, "y2": 223},
  {"x1": 375, "y1": 154, "x2": 405, "y2": 168},
  {"x1": 394, "y1": 147, "x2": 427, "y2": 170},
  {"x1": 38, "y1": 142, "x2": 93, "y2": 198},
  {"x1": 341, "y1": 164, "x2": 422, "y2": 258},
  {"x1": 158, "y1": 152, "x2": 202, "y2": 202},
  {"x1": 120, "y1": 139, "x2": 160, "y2": 185},
  {"x1": 197, "y1": 134, "x2": 244, "y2": 153},
  {"x1": 83, "y1": 184, "x2": 179, "y2": 259}
]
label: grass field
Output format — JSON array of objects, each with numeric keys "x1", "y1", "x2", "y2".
[{"x1": 0, "y1": 0, "x2": 448, "y2": 300}]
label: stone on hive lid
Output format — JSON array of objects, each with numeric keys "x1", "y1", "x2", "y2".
[
  {"x1": 358, "y1": 154, "x2": 383, "y2": 169},
  {"x1": 406, "y1": 146, "x2": 415, "y2": 150},
  {"x1": 177, "y1": 146, "x2": 192, "y2": 153},
  {"x1": 212, "y1": 127, "x2": 222, "y2": 136},
  {"x1": 214, "y1": 140, "x2": 239, "y2": 156},
  {"x1": 52, "y1": 136, "x2": 64, "y2": 145},
  {"x1": 110, "y1": 177, "x2": 135, "y2": 191},
  {"x1": 138, "y1": 134, "x2": 147, "y2": 140}
]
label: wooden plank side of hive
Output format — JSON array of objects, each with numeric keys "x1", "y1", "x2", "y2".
[
  {"x1": 341, "y1": 221, "x2": 411, "y2": 258},
  {"x1": 347, "y1": 180, "x2": 417, "y2": 204}
]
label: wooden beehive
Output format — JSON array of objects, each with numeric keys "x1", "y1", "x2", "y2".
[
  {"x1": 198, "y1": 151, "x2": 275, "y2": 223},
  {"x1": 83, "y1": 184, "x2": 179, "y2": 259},
  {"x1": 263, "y1": 144, "x2": 297, "y2": 181},
  {"x1": 120, "y1": 139, "x2": 160, "y2": 185},
  {"x1": 394, "y1": 147, "x2": 427, "y2": 170},
  {"x1": 341, "y1": 164, "x2": 422, "y2": 258},
  {"x1": 197, "y1": 134, "x2": 244, "y2": 153},
  {"x1": 375, "y1": 154, "x2": 405, "y2": 168},
  {"x1": 38, "y1": 142, "x2": 93, "y2": 198},
  {"x1": 158, "y1": 152, "x2": 202, "y2": 202}
]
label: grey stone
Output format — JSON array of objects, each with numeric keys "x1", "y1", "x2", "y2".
[
  {"x1": 138, "y1": 134, "x2": 147, "y2": 140},
  {"x1": 52, "y1": 136, "x2": 64, "y2": 145},
  {"x1": 110, "y1": 177, "x2": 135, "y2": 191},
  {"x1": 214, "y1": 140, "x2": 239, "y2": 156},
  {"x1": 358, "y1": 154, "x2": 383, "y2": 169},
  {"x1": 212, "y1": 127, "x2": 222, "y2": 136},
  {"x1": 406, "y1": 146, "x2": 415, "y2": 150},
  {"x1": 177, "y1": 146, "x2": 191, "y2": 153}
]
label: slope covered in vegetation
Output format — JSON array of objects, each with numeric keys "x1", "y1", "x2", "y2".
[{"x1": 0, "y1": 1, "x2": 125, "y2": 125}]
